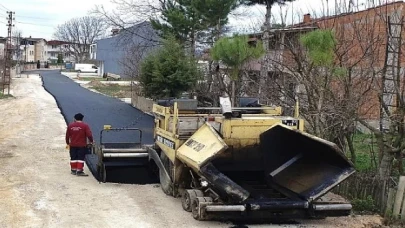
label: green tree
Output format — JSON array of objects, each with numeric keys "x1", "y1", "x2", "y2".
[
  {"x1": 57, "y1": 53, "x2": 64, "y2": 64},
  {"x1": 139, "y1": 37, "x2": 201, "y2": 99},
  {"x1": 300, "y1": 29, "x2": 336, "y2": 67},
  {"x1": 192, "y1": 0, "x2": 239, "y2": 38},
  {"x1": 242, "y1": 0, "x2": 295, "y2": 28},
  {"x1": 151, "y1": 0, "x2": 239, "y2": 55},
  {"x1": 242, "y1": 1, "x2": 296, "y2": 100},
  {"x1": 211, "y1": 35, "x2": 265, "y2": 106}
]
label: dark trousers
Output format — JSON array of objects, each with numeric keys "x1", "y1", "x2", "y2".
[{"x1": 69, "y1": 147, "x2": 87, "y2": 172}]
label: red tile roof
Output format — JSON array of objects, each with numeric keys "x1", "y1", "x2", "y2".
[{"x1": 47, "y1": 40, "x2": 71, "y2": 45}]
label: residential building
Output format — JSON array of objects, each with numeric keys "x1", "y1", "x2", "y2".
[
  {"x1": 91, "y1": 21, "x2": 159, "y2": 78},
  {"x1": 46, "y1": 40, "x2": 75, "y2": 63},
  {"x1": 243, "y1": 1, "x2": 405, "y2": 126},
  {"x1": 20, "y1": 37, "x2": 47, "y2": 63},
  {"x1": 1, "y1": 36, "x2": 21, "y2": 61}
]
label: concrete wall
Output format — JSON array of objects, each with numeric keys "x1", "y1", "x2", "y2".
[
  {"x1": 34, "y1": 40, "x2": 47, "y2": 62},
  {"x1": 10, "y1": 67, "x2": 16, "y2": 78},
  {"x1": 23, "y1": 63, "x2": 65, "y2": 70},
  {"x1": 0, "y1": 43, "x2": 4, "y2": 59},
  {"x1": 131, "y1": 92, "x2": 155, "y2": 113}
]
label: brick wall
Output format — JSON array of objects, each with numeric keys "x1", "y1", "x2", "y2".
[{"x1": 279, "y1": 2, "x2": 405, "y2": 121}]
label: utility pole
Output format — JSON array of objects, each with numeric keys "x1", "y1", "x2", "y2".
[{"x1": 2, "y1": 11, "x2": 15, "y2": 94}]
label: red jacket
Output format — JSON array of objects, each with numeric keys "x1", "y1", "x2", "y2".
[{"x1": 65, "y1": 121, "x2": 94, "y2": 147}]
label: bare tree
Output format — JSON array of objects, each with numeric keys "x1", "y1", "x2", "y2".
[
  {"x1": 54, "y1": 16, "x2": 107, "y2": 62},
  {"x1": 92, "y1": 0, "x2": 161, "y2": 38},
  {"x1": 241, "y1": 1, "x2": 387, "y2": 166},
  {"x1": 118, "y1": 22, "x2": 160, "y2": 79},
  {"x1": 253, "y1": 0, "x2": 405, "y2": 188},
  {"x1": 12, "y1": 29, "x2": 23, "y2": 62},
  {"x1": 355, "y1": 1, "x2": 405, "y2": 180}
]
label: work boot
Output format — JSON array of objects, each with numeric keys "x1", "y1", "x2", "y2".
[{"x1": 76, "y1": 171, "x2": 89, "y2": 176}]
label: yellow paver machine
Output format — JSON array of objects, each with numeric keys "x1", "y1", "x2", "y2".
[{"x1": 95, "y1": 97, "x2": 355, "y2": 221}]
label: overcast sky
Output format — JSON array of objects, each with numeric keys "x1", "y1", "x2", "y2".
[{"x1": 0, "y1": 0, "x2": 391, "y2": 40}]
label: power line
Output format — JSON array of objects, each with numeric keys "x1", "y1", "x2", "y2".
[
  {"x1": 0, "y1": 4, "x2": 9, "y2": 11},
  {"x1": 15, "y1": 21, "x2": 56, "y2": 28},
  {"x1": 23, "y1": 29, "x2": 54, "y2": 36},
  {"x1": 16, "y1": 15, "x2": 52, "y2": 21}
]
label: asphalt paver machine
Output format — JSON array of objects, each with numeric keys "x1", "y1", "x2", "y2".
[{"x1": 88, "y1": 97, "x2": 355, "y2": 221}]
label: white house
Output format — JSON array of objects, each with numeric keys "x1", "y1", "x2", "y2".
[{"x1": 46, "y1": 40, "x2": 75, "y2": 63}]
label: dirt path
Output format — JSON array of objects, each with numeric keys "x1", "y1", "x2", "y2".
[{"x1": 0, "y1": 75, "x2": 384, "y2": 228}]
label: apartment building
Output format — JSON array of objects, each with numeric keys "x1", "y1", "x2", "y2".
[
  {"x1": 20, "y1": 38, "x2": 47, "y2": 62},
  {"x1": 17, "y1": 38, "x2": 76, "y2": 64},
  {"x1": 46, "y1": 40, "x2": 75, "y2": 63}
]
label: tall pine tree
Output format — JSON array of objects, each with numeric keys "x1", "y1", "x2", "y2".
[
  {"x1": 241, "y1": 0, "x2": 296, "y2": 101},
  {"x1": 151, "y1": 0, "x2": 239, "y2": 56},
  {"x1": 242, "y1": 0, "x2": 295, "y2": 28}
]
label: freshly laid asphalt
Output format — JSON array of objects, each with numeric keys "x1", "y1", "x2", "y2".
[{"x1": 37, "y1": 70, "x2": 154, "y2": 145}]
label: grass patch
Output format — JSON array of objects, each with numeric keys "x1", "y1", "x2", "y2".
[
  {"x1": 0, "y1": 92, "x2": 13, "y2": 99},
  {"x1": 78, "y1": 77, "x2": 106, "y2": 81},
  {"x1": 78, "y1": 77, "x2": 133, "y2": 81},
  {"x1": 90, "y1": 84, "x2": 132, "y2": 98},
  {"x1": 351, "y1": 133, "x2": 378, "y2": 172},
  {"x1": 351, "y1": 196, "x2": 378, "y2": 213},
  {"x1": 351, "y1": 133, "x2": 405, "y2": 173}
]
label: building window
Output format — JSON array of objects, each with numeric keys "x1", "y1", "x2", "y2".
[
  {"x1": 65, "y1": 53, "x2": 70, "y2": 57},
  {"x1": 51, "y1": 53, "x2": 56, "y2": 57},
  {"x1": 52, "y1": 45, "x2": 57, "y2": 49}
]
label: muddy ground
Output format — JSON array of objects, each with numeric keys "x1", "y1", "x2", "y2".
[{"x1": 0, "y1": 75, "x2": 385, "y2": 227}]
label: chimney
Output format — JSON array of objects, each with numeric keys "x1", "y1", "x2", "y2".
[
  {"x1": 111, "y1": 28, "x2": 120, "y2": 36},
  {"x1": 303, "y1": 14, "x2": 311, "y2": 23}
]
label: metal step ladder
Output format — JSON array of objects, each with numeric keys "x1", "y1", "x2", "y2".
[{"x1": 380, "y1": 16, "x2": 404, "y2": 131}]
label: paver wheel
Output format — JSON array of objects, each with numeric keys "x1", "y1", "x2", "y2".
[
  {"x1": 182, "y1": 190, "x2": 203, "y2": 212},
  {"x1": 191, "y1": 197, "x2": 212, "y2": 220}
]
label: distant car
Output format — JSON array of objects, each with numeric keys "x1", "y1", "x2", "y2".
[{"x1": 74, "y1": 64, "x2": 98, "y2": 73}]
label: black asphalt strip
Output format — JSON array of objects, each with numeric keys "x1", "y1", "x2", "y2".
[{"x1": 36, "y1": 70, "x2": 157, "y2": 183}]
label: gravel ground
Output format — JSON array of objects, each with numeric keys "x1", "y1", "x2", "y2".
[{"x1": 0, "y1": 73, "x2": 385, "y2": 228}]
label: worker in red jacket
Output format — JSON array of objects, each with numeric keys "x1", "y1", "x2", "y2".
[{"x1": 65, "y1": 113, "x2": 94, "y2": 176}]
